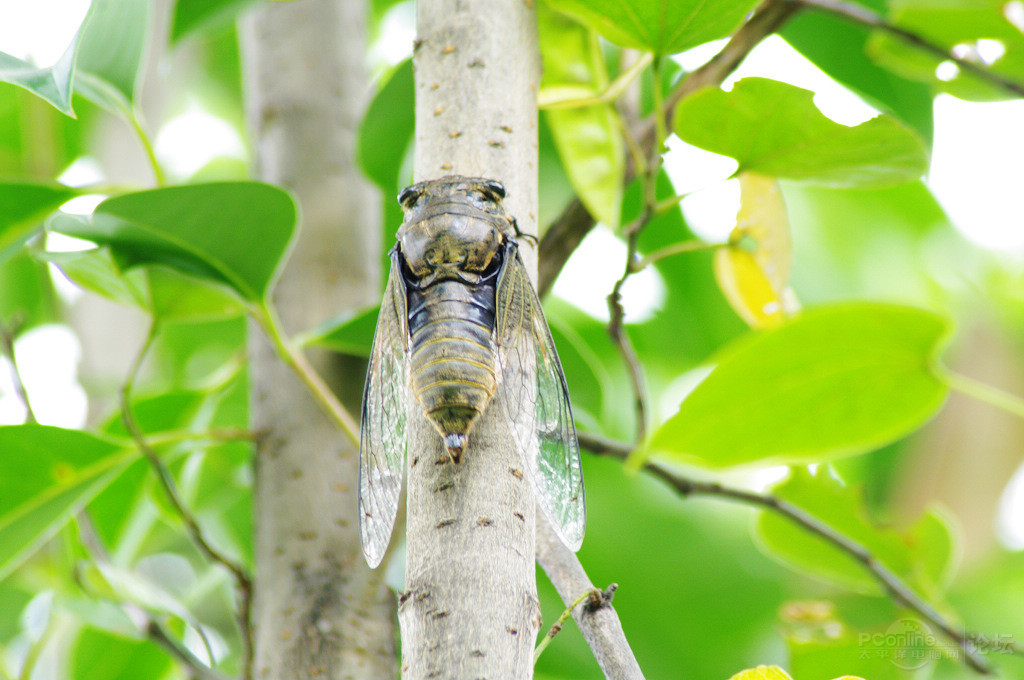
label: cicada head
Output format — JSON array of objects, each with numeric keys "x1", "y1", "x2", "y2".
[{"x1": 395, "y1": 176, "x2": 515, "y2": 285}]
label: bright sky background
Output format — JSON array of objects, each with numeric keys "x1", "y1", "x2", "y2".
[{"x1": 1, "y1": 0, "x2": 1023, "y2": 548}]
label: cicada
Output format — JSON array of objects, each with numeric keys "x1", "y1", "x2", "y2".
[{"x1": 359, "y1": 176, "x2": 585, "y2": 568}]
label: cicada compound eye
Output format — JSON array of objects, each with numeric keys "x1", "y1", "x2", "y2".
[
  {"x1": 398, "y1": 184, "x2": 424, "y2": 209},
  {"x1": 482, "y1": 179, "x2": 506, "y2": 200}
]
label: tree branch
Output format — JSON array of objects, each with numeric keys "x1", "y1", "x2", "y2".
[
  {"x1": 537, "y1": 0, "x2": 798, "y2": 297},
  {"x1": 121, "y1": 325, "x2": 253, "y2": 680},
  {"x1": 143, "y1": 618, "x2": 234, "y2": 680},
  {"x1": 536, "y1": 516, "x2": 645, "y2": 679},
  {"x1": 576, "y1": 431, "x2": 1002, "y2": 675},
  {"x1": 791, "y1": 0, "x2": 1024, "y2": 99}
]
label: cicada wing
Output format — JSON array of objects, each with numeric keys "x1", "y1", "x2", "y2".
[
  {"x1": 495, "y1": 243, "x2": 585, "y2": 551},
  {"x1": 359, "y1": 250, "x2": 410, "y2": 568}
]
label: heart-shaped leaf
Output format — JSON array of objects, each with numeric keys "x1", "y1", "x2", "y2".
[
  {"x1": 648, "y1": 303, "x2": 951, "y2": 468},
  {"x1": 673, "y1": 78, "x2": 928, "y2": 187},
  {"x1": 546, "y1": 0, "x2": 761, "y2": 55},
  {"x1": 755, "y1": 467, "x2": 955, "y2": 594},
  {"x1": 49, "y1": 182, "x2": 297, "y2": 302}
]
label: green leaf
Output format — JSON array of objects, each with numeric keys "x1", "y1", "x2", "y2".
[
  {"x1": 44, "y1": 248, "x2": 245, "y2": 321},
  {"x1": 0, "y1": 182, "x2": 79, "y2": 256},
  {"x1": 539, "y1": 3, "x2": 623, "y2": 229},
  {"x1": 756, "y1": 467, "x2": 955, "y2": 595},
  {"x1": 41, "y1": 248, "x2": 150, "y2": 310},
  {"x1": 76, "y1": 0, "x2": 150, "y2": 106},
  {"x1": 72, "y1": 628, "x2": 173, "y2": 680},
  {"x1": 868, "y1": 0, "x2": 1024, "y2": 102},
  {"x1": 0, "y1": 248, "x2": 58, "y2": 331},
  {"x1": 0, "y1": 425, "x2": 132, "y2": 582},
  {"x1": 48, "y1": 182, "x2": 298, "y2": 302},
  {"x1": 171, "y1": 0, "x2": 259, "y2": 44},
  {"x1": 300, "y1": 305, "x2": 379, "y2": 356},
  {"x1": 0, "y1": 24, "x2": 81, "y2": 116},
  {"x1": 148, "y1": 267, "x2": 244, "y2": 321},
  {"x1": 546, "y1": 0, "x2": 761, "y2": 55},
  {"x1": 673, "y1": 78, "x2": 929, "y2": 187},
  {"x1": 0, "y1": 83, "x2": 87, "y2": 175},
  {"x1": 359, "y1": 59, "x2": 414, "y2": 191},
  {"x1": 780, "y1": 4, "x2": 935, "y2": 145},
  {"x1": 648, "y1": 303, "x2": 951, "y2": 468}
]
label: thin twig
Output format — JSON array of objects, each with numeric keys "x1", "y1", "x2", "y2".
[
  {"x1": 535, "y1": 515, "x2": 645, "y2": 679},
  {"x1": 120, "y1": 325, "x2": 253, "y2": 680},
  {"x1": 576, "y1": 431, "x2": 1000, "y2": 674},
  {"x1": 144, "y1": 619, "x2": 234, "y2": 680},
  {"x1": 534, "y1": 586, "x2": 606, "y2": 663},
  {"x1": 607, "y1": 219, "x2": 651, "y2": 444},
  {"x1": 0, "y1": 322, "x2": 37, "y2": 425},
  {"x1": 792, "y1": 0, "x2": 1024, "y2": 99},
  {"x1": 537, "y1": 0, "x2": 798, "y2": 297},
  {"x1": 605, "y1": 55, "x2": 674, "y2": 445}
]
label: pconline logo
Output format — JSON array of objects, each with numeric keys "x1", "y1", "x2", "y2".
[{"x1": 858, "y1": 619, "x2": 957, "y2": 670}]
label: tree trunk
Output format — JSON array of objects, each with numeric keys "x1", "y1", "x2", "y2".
[
  {"x1": 399, "y1": 1, "x2": 542, "y2": 678},
  {"x1": 239, "y1": 1, "x2": 397, "y2": 677}
]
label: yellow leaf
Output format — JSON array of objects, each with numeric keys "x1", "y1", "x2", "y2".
[
  {"x1": 714, "y1": 246, "x2": 786, "y2": 327},
  {"x1": 715, "y1": 172, "x2": 798, "y2": 328},
  {"x1": 728, "y1": 665, "x2": 794, "y2": 680}
]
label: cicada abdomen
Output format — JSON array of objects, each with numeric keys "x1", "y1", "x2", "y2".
[{"x1": 407, "y1": 277, "x2": 499, "y2": 460}]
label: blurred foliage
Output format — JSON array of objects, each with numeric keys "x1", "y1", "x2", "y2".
[{"x1": 0, "y1": 0, "x2": 1023, "y2": 679}]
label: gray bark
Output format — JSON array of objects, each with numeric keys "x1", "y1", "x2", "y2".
[
  {"x1": 239, "y1": 1, "x2": 397, "y2": 678},
  {"x1": 536, "y1": 519, "x2": 644, "y2": 680},
  {"x1": 400, "y1": 1, "x2": 542, "y2": 677}
]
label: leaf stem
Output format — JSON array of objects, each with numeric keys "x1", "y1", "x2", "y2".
[
  {"x1": 538, "y1": 53, "x2": 654, "y2": 109},
  {"x1": 120, "y1": 324, "x2": 253, "y2": 679},
  {"x1": 253, "y1": 302, "x2": 360, "y2": 445},
  {"x1": 937, "y1": 367, "x2": 1024, "y2": 420},
  {"x1": 144, "y1": 427, "x2": 254, "y2": 448},
  {"x1": 632, "y1": 240, "x2": 721, "y2": 272},
  {"x1": 128, "y1": 111, "x2": 166, "y2": 187},
  {"x1": 0, "y1": 322, "x2": 37, "y2": 424},
  {"x1": 576, "y1": 430, "x2": 999, "y2": 674},
  {"x1": 534, "y1": 585, "x2": 611, "y2": 663}
]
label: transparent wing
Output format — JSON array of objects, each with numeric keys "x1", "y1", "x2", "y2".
[
  {"x1": 495, "y1": 243, "x2": 585, "y2": 550},
  {"x1": 359, "y1": 251, "x2": 409, "y2": 568}
]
